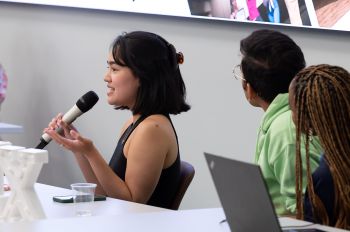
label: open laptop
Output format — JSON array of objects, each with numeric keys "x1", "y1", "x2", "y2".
[{"x1": 204, "y1": 152, "x2": 324, "y2": 232}]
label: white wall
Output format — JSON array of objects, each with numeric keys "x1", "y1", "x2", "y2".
[{"x1": 0, "y1": 3, "x2": 349, "y2": 210}]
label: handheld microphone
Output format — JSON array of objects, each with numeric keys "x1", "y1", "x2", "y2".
[{"x1": 35, "y1": 91, "x2": 99, "y2": 149}]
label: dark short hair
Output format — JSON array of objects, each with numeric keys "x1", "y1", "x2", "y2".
[
  {"x1": 111, "y1": 31, "x2": 190, "y2": 116},
  {"x1": 240, "y1": 29, "x2": 305, "y2": 103}
]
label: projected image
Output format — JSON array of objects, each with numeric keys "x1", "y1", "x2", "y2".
[
  {"x1": 1, "y1": 0, "x2": 349, "y2": 31},
  {"x1": 187, "y1": 0, "x2": 350, "y2": 31},
  {"x1": 312, "y1": 0, "x2": 350, "y2": 29},
  {"x1": 189, "y1": 0, "x2": 310, "y2": 25},
  {"x1": 0, "y1": 0, "x2": 192, "y2": 16}
]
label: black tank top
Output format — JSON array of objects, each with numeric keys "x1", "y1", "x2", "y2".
[{"x1": 109, "y1": 115, "x2": 181, "y2": 209}]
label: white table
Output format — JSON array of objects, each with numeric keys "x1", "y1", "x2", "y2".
[
  {"x1": 0, "y1": 206, "x2": 348, "y2": 232},
  {"x1": 34, "y1": 183, "x2": 165, "y2": 218},
  {"x1": 0, "y1": 122, "x2": 23, "y2": 134},
  {"x1": 0, "y1": 184, "x2": 348, "y2": 232}
]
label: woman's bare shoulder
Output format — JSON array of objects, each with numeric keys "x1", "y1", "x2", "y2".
[
  {"x1": 140, "y1": 115, "x2": 171, "y2": 129},
  {"x1": 133, "y1": 115, "x2": 172, "y2": 138}
]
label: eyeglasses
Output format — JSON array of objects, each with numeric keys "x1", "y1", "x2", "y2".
[{"x1": 233, "y1": 65, "x2": 246, "y2": 81}]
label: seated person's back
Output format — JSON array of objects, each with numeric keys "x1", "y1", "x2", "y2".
[{"x1": 290, "y1": 64, "x2": 350, "y2": 229}]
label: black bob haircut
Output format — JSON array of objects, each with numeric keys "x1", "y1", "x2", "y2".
[
  {"x1": 111, "y1": 31, "x2": 190, "y2": 116},
  {"x1": 240, "y1": 29, "x2": 306, "y2": 103}
]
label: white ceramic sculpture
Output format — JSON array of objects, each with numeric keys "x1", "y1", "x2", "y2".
[
  {"x1": 0, "y1": 146, "x2": 48, "y2": 222},
  {"x1": 0, "y1": 141, "x2": 11, "y2": 195}
]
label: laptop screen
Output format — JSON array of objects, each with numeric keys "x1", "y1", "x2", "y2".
[{"x1": 204, "y1": 152, "x2": 282, "y2": 232}]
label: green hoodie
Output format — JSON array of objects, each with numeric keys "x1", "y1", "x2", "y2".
[{"x1": 254, "y1": 93, "x2": 323, "y2": 215}]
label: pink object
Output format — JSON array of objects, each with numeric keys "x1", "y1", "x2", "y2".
[
  {"x1": 0, "y1": 64, "x2": 8, "y2": 104},
  {"x1": 246, "y1": 0, "x2": 260, "y2": 20}
]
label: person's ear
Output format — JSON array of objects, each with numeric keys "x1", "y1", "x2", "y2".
[{"x1": 246, "y1": 83, "x2": 257, "y2": 102}]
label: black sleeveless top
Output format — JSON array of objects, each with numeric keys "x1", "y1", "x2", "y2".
[{"x1": 109, "y1": 115, "x2": 181, "y2": 209}]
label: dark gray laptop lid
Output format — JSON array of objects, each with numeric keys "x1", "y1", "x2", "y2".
[{"x1": 204, "y1": 152, "x2": 282, "y2": 232}]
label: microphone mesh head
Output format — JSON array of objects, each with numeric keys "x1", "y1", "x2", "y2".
[{"x1": 76, "y1": 91, "x2": 99, "y2": 113}]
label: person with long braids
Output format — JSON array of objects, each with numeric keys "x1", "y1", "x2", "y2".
[{"x1": 289, "y1": 64, "x2": 350, "y2": 229}]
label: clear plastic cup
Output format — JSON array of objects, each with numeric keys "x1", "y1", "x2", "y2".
[
  {"x1": 0, "y1": 167, "x2": 4, "y2": 195},
  {"x1": 70, "y1": 183, "x2": 97, "y2": 216}
]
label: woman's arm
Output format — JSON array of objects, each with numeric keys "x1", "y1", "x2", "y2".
[
  {"x1": 77, "y1": 118, "x2": 133, "y2": 195},
  {"x1": 85, "y1": 120, "x2": 169, "y2": 203},
  {"x1": 44, "y1": 114, "x2": 107, "y2": 195},
  {"x1": 73, "y1": 151, "x2": 106, "y2": 195},
  {"x1": 45, "y1": 117, "x2": 170, "y2": 204}
]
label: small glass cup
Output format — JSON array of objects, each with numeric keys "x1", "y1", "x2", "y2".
[{"x1": 70, "y1": 183, "x2": 97, "y2": 217}]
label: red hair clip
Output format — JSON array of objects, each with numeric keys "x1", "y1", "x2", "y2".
[{"x1": 177, "y1": 52, "x2": 184, "y2": 64}]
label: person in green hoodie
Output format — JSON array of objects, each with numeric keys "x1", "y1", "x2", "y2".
[{"x1": 234, "y1": 29, "x2": 323, "y2": 216}]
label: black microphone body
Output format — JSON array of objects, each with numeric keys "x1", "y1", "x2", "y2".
[{"x1": 36, "y1": 91, "x2": 99, "y2": 149}]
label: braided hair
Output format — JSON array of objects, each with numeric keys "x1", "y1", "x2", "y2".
[{"x1": 292, "y1": 64, "x2": 350, "y2": 229}]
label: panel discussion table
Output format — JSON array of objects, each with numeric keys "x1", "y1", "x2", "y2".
[{"x1": 0, "y1": 183, "x2": 348, "y2": 232}]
